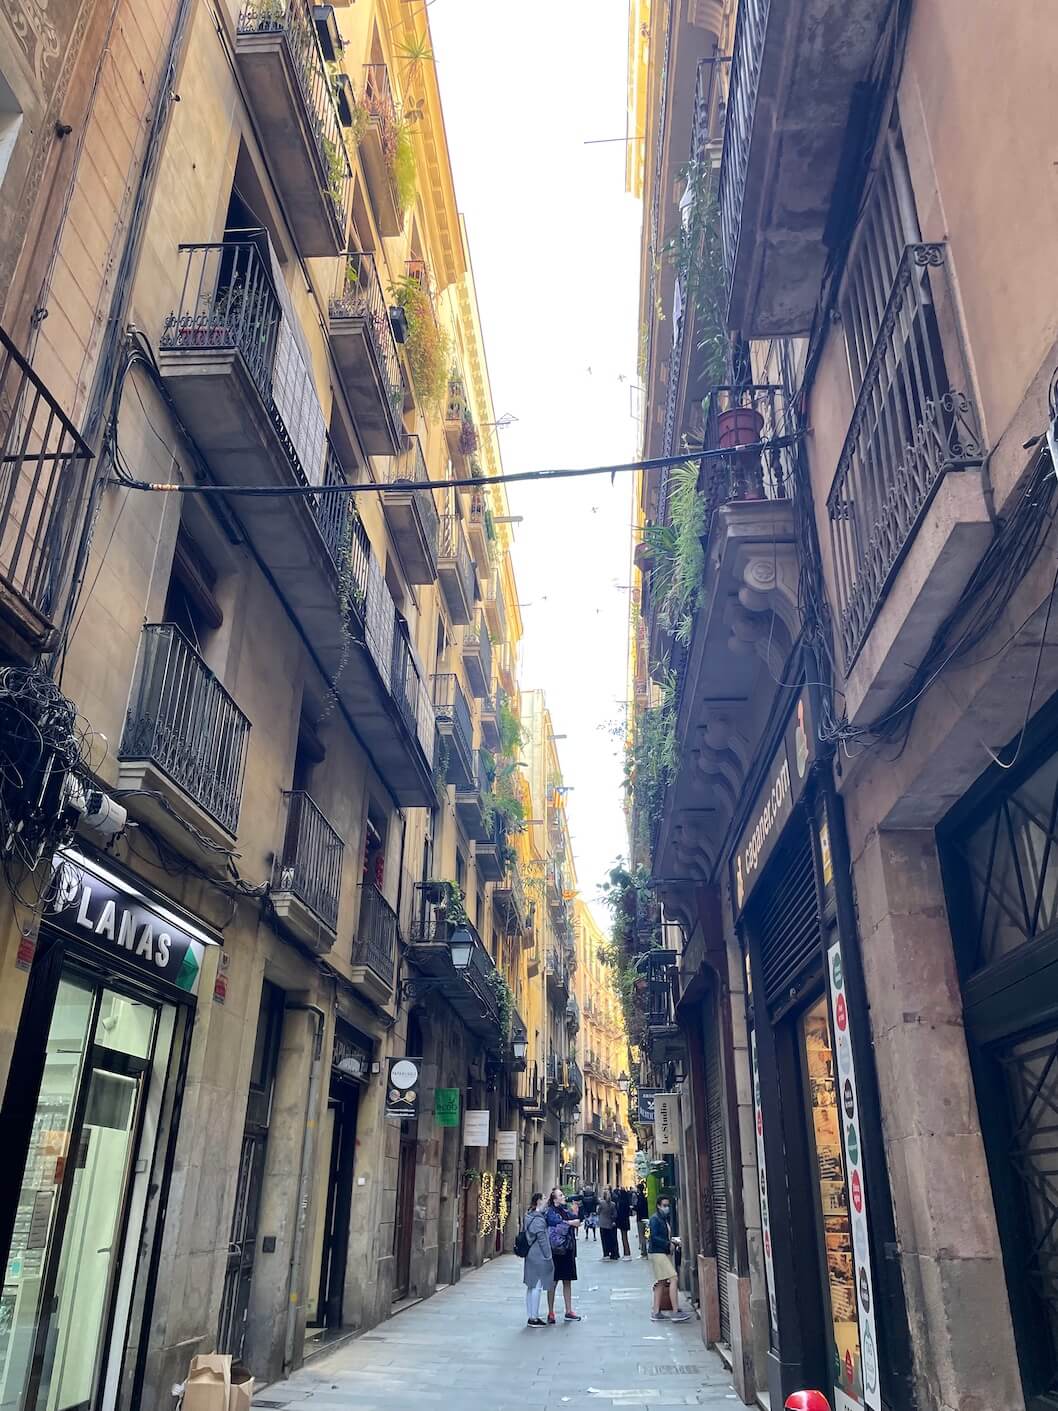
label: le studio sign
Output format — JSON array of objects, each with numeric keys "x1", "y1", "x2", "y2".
[{"x1": 733, "y1": 694, "x2": 812, "y2": 914}]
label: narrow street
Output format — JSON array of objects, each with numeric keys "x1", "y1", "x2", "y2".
[{"x1": 262, "y1": 1253, "x2": 735, "y2": 1411}]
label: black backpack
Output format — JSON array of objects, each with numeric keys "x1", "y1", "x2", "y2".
[{"x1": 514, "y1": 1228, "x2": 530, "y2": 1258}]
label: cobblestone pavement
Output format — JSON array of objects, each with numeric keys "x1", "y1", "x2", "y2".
[{"x1": 260, "y1": 1246, "x2": 741, "y2": 1410}]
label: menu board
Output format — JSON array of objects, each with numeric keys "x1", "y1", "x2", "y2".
[{"x1": 802, "y1": 997, "x2": 864, "y2": 1405}]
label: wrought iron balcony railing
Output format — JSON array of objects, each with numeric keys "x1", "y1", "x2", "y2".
[
  {"x1": 120, "y1": 623, "x2": 251, "y2": 834},
  {"x1": 388, "y1": 432, "x2": 438, "y2": 551},
  {"x1": 330, "y1": 251, "x2": 407, "y2": 424},
  {"x1": 273, "y1": 789, "x2": 343, "y2": 930},
  {"x1": 238, "y1": 0, "x2": 350, "y2": 226},
  {"x1": 462, "y1": 612, "x2": 492, "y2": 695},
  {"x1": 437, "y1": 513, "x2": 476, "y2": 613},
  {"x1": 431, "y1": 671, "x2": 474, "y2": 784},
  {"x1": 717, "y1": 0, "x2": 768, "y2": 287},
  {"x1": 354, "y1": 881, "x2": 399, "y2": 987},
  {"x1": 826, "y1": 244, "x2": 984, "y2": 666},
  {"x1": 162, "y1": 238, "x2": 361, "y2": 576},
  {"x1": 0, "y1": 326, "x2": 94, "y2": 645}
]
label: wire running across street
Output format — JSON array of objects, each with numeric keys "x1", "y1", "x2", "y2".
[{"x1": 106, "y1": 437, "x2": 804, "y2": 499}]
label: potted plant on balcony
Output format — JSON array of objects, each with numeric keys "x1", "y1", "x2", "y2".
[
  {"x1": 458, "y1": 415, "x2": 478, "y2": 457},
  {"x1": 391, "y1": 272, "x2": 449, "y2": 410},
  {"x1": 716, "y1": 400, "x2": 765, "y2": 500}
]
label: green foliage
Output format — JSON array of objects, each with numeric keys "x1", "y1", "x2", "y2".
[
  {"x1": 487, "y1": 968, "x2": 515, "y2": 1039},
  {"x1": 432, "y1": 880, "x2": 468, "y2": 927},
  {"x1": 667, "y1": 160, "x2": 728, "y2": 388},
  {"x1": 624, "y1": 681, "x2": 678, "y2": 853},
  {"x1": 596, "y1": 862, "x2": 661, "y2": 1045},
  {"x1": 644, "y1": 461, "x2": 706, "y2": 642},
  {"x1": 498, "y1": 698, "x2": 523, "y2": 758},
  {"x1": 392, "y1": 119, "x2": 417, "y2": 214},
  {"x1": 391, "y1": 274, "x2": 450, "y2": 411},
  {"x1": 320, "y1": 136, "x2": 348, "y2": 208}
]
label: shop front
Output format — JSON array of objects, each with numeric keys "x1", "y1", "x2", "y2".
[
  {"x1": 734, "y1": 694, "x2": 887, "y2": 1411},
  {"x1": 0, "y1": 849, "x2": 212, "y2": 1411}
]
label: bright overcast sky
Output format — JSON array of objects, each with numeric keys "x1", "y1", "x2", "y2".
[{"x1": 429, "y1": 2, "x2": 643, "y2": 931}]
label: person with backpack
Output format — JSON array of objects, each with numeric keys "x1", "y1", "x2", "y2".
[
  {"x1": 544, "y1": 1186, "x2": 582, "y2": 1322},
  {"x1": 648, "y1": 1196, "x2": 690, "y2": 1323},
  {"x1": 517, "y1": 1192, "x2": 553, "y2": 1327},
  {"x1": 597, "y1": 1187, "x2": 620, "y2": 1260}
]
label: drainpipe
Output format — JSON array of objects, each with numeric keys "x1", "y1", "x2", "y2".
[{"x1": 283, "y1": 1002, "x2": 326, "y2": 1374}]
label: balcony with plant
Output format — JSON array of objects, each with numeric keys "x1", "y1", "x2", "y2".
[
  {"x1": 235, "y1": 0, "x2": 350, "y2": 255},
  {"x1": 328, "y1": 250, "x2": 406, "y2": 455},
  {"x1": 359, "y1": 63, "x2": 415, "y2": 236},
  {"x1": 391, "y1": 262, "x2": 449, "y2": 413},
  {"x1": 406, "y1": 882, "x2": 515, "y2": 1052}
]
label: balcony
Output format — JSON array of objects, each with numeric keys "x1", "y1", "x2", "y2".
[
  {"x1": 328, "y1": 251, "x2": 406, "y2": 455},
  {"x1": 546, "y1": 945, "x2": 570, "y2": 1004},
  {"x1": 407, "y1": 891, "x2": 510, "y2": 1051},
  {"x1": 158, "y1": 238, "x2": 435, "y2": 806},
  {"x1": 0, "y1": 326, "x2": 94, "y2": 659},
  {"x1": 825, "y1": 244, "x2": 988, "y2": 720},
  {"x1": 648, "y1": 391, "x2": 800, "y2": 893},
  {"x1": 352, "y1": 881, "x2": 399, "y2": 1004},
  {"x1": 718, "y1": 0, "x2": 890, "y2": 335},
  {"x1": 467, "y1": 485, "x2": 490, "y2": 565},
  {"x1": 271, "y1": 790, "x2": 344, "y2": 951},
  {"x1": 383, "y1": 434, "x2": 438, "y2": 584},
  {"x1": 432, "y1": 671, "x2": 474, "y2": 789},
  {"x1": 461, "y1": 613, "x2": 492, "y2": 697},
  {"x1": 437, "y1": 514, "x2": 476, "y2": 625},
  {"x1": 474, "y1": 811, "x2": 508, "y2": 883},
  {"x1": 590, "y1": 1112, "x2": 603, "y2": 1134},
  {"x1": 479, "y1": 693, "x2": 500, "y2": 751},
  {"x1": 566, "y1": 994, "x2": 580, "y2": 1034},
  {"x1": 483, "y1": 566, "x2": 507, "y2": 646},
  {"x1": 359, "y1": 64, "x2": 403, "y2": 236},
  {"x1": 119, "y1": 624, "x2": 250, "y2": 855},
  {"x1": 494, "y1": 862, "x2": 528, "y2": 937},
  {"x1": 235, "y1": 0, "x2": 349, "y2": 255},
  {"x1": 445, "y1": 377, "x2": 469, "y2": 456},
  {"x1": 455, "y1": 749, "x2": 493, "y2": 842}
]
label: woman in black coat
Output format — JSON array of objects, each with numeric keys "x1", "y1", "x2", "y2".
[{"x1": 614, "y1": 1186, "x2": 633, "y2": 1259}]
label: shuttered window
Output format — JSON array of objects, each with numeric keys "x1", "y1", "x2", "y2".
[{"x1": 750, "y1": 824, "x2": 821, "y2": 1013}]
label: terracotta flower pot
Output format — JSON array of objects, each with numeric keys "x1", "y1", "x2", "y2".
[{"x1": 716, "y1": 405, "x2": 766, "y2": 501}]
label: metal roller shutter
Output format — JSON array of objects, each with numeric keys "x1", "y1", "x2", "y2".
[{"x1": 752, "y1": 824, "x2": 821, "y2": 1012}]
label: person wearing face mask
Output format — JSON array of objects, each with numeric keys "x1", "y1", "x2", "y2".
[
  {"x1": 521, "y1": 1192, "x2": 554, "y2": 1327},
  {"x1": 648, "y1": 1197, "x2": 690, "y2": 1323}
]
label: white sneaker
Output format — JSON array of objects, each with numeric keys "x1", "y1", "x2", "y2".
[
  {"x1": 622, "y1": 1254, "x2": 632, "y2": 1260},
  {"x1": 669, "y1": 1310, "x2": 691, "y2": 1323}
]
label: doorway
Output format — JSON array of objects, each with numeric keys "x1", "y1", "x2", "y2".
[
  {"x1": 307, "y1": 1082, "x2": 359, "y2": 1331},
  {"x1": 217, "y1": 981, "x2": 284, "y2": 1359},
  {"x1": 0, "y1": 974, "x2": 167, "y2": 1411}
]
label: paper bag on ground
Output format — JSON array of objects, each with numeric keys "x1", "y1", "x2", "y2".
[
  {"x1": 183, "y1": 1354, "x2": 231, "y2": 1411},
  {"x1": 229, "y1": 1364, "x2": 254, "y2": 1411}
]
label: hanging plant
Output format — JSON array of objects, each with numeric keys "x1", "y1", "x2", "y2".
[
  {"x1": 487, "y1": 969, "x2": 515, "y2": 1039},
  {"x1": 644, "y1": 461, "x2": 706, "y2": 643},
  {"x1": 392, "y1": 117, "x2": 417, "y2": 213},
  {"x1": 391, "y1": 273, "x2": 450, "y2": 411}
]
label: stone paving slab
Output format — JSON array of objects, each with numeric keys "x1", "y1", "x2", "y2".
[{"x1": 264, "y1": 1251, "x2": 740, "y2": 1411}]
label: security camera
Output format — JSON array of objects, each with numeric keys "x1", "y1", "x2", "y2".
[{"x1": 83, "y1": 790, "x2": 128, "y2": 838}]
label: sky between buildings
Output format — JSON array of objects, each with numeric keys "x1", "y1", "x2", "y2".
[{"x1": 429, "y1": 1, "x2": 643, "y2": 933}]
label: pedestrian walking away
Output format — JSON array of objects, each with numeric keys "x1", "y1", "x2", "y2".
[
  {"x1": 648, "y1": 1196, "x2": 690, "y2": 1322},
  {"x1": 635, "y1": 1181, "x2": 650, "y2": 1257},
  {"x1": 545, "y1": 1186, "x2": 582, "y2": 1322},
  {"x1": 520, "y1": 1192, "x2": 554, "y2": 1327},
  {"x1": 615, "y1": 1185, "x2": 633, "y2": 1259},
  {"x1": 597, "y1": 1187, "x2": 620, "y2": 1260}
]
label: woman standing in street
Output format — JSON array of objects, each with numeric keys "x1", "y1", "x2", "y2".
[
  {"x1": 597, "y1": 1188, "x2": 620, "y2": 1261},
  {"x1": 615, "y1": 1186, "x2": 633, "y2": 1259},
  {"x1": 522, "y1": 1192, "x2": 553, "y2": 1328},
  {"x1": 635, "y1": 1182, "x2": 650, "y2": 1257},
  {"x1": 544, "y1": 1187, "x2": 582, "y2": 1322}
]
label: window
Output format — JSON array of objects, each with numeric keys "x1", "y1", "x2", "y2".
[
  {"x1": 164, "y1": 525, "x2": 222, "y2": 652},
  {"x1": 837, "y1": 120, "x2": 919, "y2": 395}
]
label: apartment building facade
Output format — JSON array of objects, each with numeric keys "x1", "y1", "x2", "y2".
[
  {"x1": 0, "y1": 1, "x2": 563, "y2": 1408},
  {"x1": 628, "y1": 1, "x2": 1058, "y2": 1410},
  {"x1": 573, "y1": 900, "x2": 634, "y2": 1190}
]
